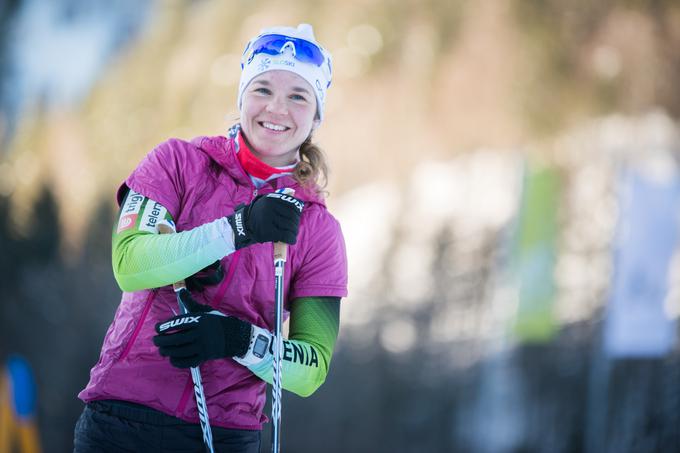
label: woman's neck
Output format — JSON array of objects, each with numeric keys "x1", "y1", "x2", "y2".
[
  {"x1": 240, "y1": 132, "x2": 299, "y2": 167},
  {"x1": 236, "y1": 131, "x2": 296, "y2": 184}
]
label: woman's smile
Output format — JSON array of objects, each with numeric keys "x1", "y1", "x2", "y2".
[{"x1": 259, "y1": 121, "x2": 290, "y2": 132}]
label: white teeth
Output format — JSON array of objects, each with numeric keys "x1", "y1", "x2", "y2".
[{"x1": 261, "y1": 122, "x2": 287, "y2": 131}]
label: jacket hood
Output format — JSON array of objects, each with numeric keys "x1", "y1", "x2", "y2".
[{"x1": 190, "y1": 135, "x2": 326, "y2": 206}]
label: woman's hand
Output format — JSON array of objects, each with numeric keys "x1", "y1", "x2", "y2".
[
  {"x1": 227, "y1": 191, "x2": 304, "y2": 249},
  {"x1": 153, "y1": 312, "x2": 253, "y2": 368},
  {"x1": 153, "y1": 290, "x2": 253, "y2": 368}
]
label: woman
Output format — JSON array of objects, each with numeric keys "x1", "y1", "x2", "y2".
[{"x1": 74, "y1": 24, "x2": 347, "y2": 452}]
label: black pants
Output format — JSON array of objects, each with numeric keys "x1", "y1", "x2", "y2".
[{"x1": 73, "y1": 400, "x2": 261, "y2": 453}]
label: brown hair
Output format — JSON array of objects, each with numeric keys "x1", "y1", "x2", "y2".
[{"x1": 294, "y1": 135, "x2": 329, "y2": 194}]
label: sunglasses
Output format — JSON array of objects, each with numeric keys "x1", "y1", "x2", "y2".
[{"x1": 244, "y1": 34, "x2": 327, "y2": 67}]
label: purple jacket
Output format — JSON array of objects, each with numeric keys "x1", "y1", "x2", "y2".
[{"x1": 78, "y1": 135, "x2": 348, "y2": 430}]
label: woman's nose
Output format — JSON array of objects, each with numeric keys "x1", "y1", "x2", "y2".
[{"x1": 265, "y1": 96, "x2": 288, "y2": 115}]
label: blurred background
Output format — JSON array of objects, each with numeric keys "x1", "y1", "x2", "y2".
[{"x1": 1, "y1": 0, "x2": 680, "y2": 452}]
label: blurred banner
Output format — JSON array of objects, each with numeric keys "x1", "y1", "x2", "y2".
[
  {"x1": 0, "y1": 355, "x2": 41, "y2": 453},
  {"x1": 512, "y1": 163, "x2": 560, "y2": 342},
  {"x1": 604, "y1": 169, "x2": 680, "y2": 358}
]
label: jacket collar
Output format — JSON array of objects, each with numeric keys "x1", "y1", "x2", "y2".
[{"x1": 190, "y1": 134, "x2": 325, "y2": 206}]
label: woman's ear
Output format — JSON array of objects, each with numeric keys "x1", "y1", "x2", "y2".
[{"x1": 311, "y1": 119, "x2": 321, "y2": 131}]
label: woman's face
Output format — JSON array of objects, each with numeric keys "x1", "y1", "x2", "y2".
[{"x1": 240, "y1": 70, "x2": 318, "y2": 167}]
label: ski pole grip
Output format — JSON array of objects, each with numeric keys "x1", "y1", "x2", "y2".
[
  {"x1": 157, "y1": 222, "x2": 187, "y2": 292},
  {"x1": 273, "y1": 187, "x2": 296, "y2": 262},
  {"x1": 274, "y1": 242, "x2": 287, "y2": 262}
]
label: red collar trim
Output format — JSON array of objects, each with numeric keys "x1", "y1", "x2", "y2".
[{"x1": 236, "y1": 132, "x2": 294, "y2": 181}]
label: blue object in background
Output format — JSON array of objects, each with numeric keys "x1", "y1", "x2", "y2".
[
  {"x1": 6, "y1": 355, "x2": 37, "y2": 420},
  {"x1": 604, "y1": 168, "x2": 680, "y2": 358}
]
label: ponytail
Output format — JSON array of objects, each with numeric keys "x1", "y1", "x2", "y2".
[{"x1": 294, "y1": 135, "x2": 329, "y2": 194}]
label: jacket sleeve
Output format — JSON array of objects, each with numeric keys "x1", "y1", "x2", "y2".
[
  {"x1": 289, "y1": 208, "x2": 348, "y2": 300},
  {"x1": 120, "y1": 138, "x2": 189, "y2": 219}
]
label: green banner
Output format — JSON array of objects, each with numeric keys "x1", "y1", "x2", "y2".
[{"x1": 512, "y1": 163, "x2": 560, "y2": 342}]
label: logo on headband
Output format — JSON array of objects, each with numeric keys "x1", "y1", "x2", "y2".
[
  {"x1": 274, "y1": 59, "x2": 295, "y2": 68},
  {"x1": 257, "y1": 58, "x2": 271, "y2": 72}
]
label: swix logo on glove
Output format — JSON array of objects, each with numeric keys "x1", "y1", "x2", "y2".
[
  {"x1": 267, "y1": 193, "x2": 304, "y2": 212},
  {"x1": 157, "y1": 315, "x2": 201, "y2": 333},
  {"x1": 233, "y1": 212, "x2": 246, "y2": 237}
]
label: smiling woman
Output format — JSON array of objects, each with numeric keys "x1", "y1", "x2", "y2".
[{"x1": 73, "y1": 24, "x2": 347, "y2": 453}]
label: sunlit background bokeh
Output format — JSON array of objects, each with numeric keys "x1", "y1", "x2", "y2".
[{"x1": 1, "y1": 1, "x2": 679, "y2": 452}]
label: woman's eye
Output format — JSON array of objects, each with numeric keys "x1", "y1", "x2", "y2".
[
  {"x1": 254, "y1": 87, "x2": 271, "y2": 95},
  {"x1": 290, "y1": 94, "x2": 307, "y2": 101}
]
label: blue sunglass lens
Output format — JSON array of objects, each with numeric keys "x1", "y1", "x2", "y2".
[{"x1": 248, "y1": 34, "x2": 325, "y2": 66}]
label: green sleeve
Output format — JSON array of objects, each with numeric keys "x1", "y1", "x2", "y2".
[
  {"x1": 112, "y1": 189, "x2": 236, "y2": 292},
  {"x1": 248, "y1": 297, "x2": 340, "y2": 397}
]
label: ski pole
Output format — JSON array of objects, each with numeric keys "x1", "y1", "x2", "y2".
[
  {"x1": 158, "y1": 223, "x2": 215, "y2": 453},
  {"x1": 272, "y1": 239, "x2": 286, "y2": 453},
  {"x1": 271, "y1": 187, "x2": 295, "y2": 453}
]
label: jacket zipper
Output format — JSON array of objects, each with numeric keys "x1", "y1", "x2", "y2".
[
  {"x1": 176, "y1": 376, "x2": 195, "y2": 416},
  {"x1": 119, "y1": 290, "x2": 157, "y2": 361},
  {"x1": 210, "y1": 249, "x2": 241, "y2": 307},
  {"x1": 176, "y1": 170, "x2": 254, "y2": 415}
]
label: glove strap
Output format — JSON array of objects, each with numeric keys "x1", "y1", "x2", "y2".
[
  {"x1": 234, "y1": 325, "x2": 272, "y2": 367},
  {"x1": 227, "y1": 203, "x2": 255, "y2": 250}
]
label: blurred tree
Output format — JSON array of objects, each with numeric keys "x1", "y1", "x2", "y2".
[{"x1": 511, "y1": 0, "x2": 680, "y2": 135}]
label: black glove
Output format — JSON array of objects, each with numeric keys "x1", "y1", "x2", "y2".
[
  {"x1": 153, "y1": 290, "x2": 252, "y2": 368},
  {"x1": 227, "y1": 191, "x2": 304, "y2": 250}
]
